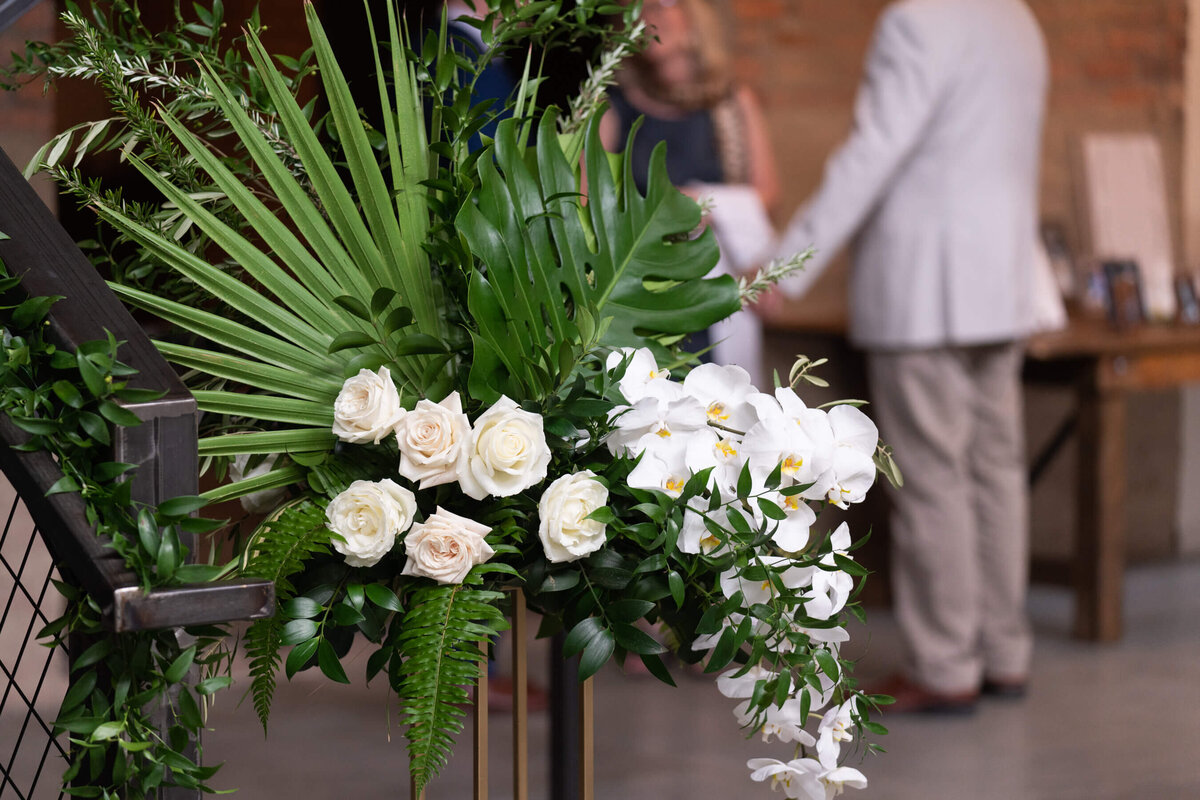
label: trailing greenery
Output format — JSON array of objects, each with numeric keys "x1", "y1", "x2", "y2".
[{"x1": 0, "y1": 242, "x2": 236, "y2": 797}]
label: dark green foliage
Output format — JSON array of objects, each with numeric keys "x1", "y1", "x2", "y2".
[{"x1": 459, "y1": 112, "x2": 740, "y2": 402}]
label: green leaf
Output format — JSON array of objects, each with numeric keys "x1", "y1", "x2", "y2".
[
  {"x1": 578, "y1": 625, "x2": 615, "y2": 680},
  {"x1": 364, "y1": 584, "x2": 403, "y2": 613},
  {"x1": 98, "y1": 401, "x2": 142, "y2": 427},
  {"x1": 46, "y1": 476, "x2": 80, "y2": 496},
  {"x1": 668, "y1": 570, "x2": 685, "y2": 609},
  {"x1": 164, "y1": 646, "x2": 197, "y2": 684},
  {"x1": 606, "y1": 599, "x2": 654, "y2": 625},
  {"x1": 59, "y1": 671, "x2": 97, "y2": 715},
  {"x1": 613, "y1": 624, "x2": 666, "y2": 655},
  {"x1": 285, "y1": 637, "x2": 319, "y2": 678},
  {"x1": 316, "y1": 639, "x2": 351, "y2": 684},
  {"x1": 280, "y1": 619, "x2": 318, "y2": 645},
  {"x1": 90, "y1": 721, "x2": 124, "y2": 741},
  {"x1": 158, "y1": 495, "x2": 209, "y2": 518},
  {"x1": 815, "y1": 649, "x2": 840, "y2": 682},
  {"x1": 283, "y1": 597, "x2": 322, "y2": 619}
]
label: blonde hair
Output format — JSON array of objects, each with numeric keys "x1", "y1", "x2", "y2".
[
  {"x1": 623, "y1": 0, "x2": 750, "y2": 183},
  {"x1": 628, "y1": 0, "x2": 734, "y2": 108}
]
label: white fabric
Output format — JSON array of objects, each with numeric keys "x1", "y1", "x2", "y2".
[
  {"x1": 698, "y1": 184, "x2": 777, "y2": 386},
  {"x1": 775, "y1": 0, "x2": 1049, "y2": 350}
]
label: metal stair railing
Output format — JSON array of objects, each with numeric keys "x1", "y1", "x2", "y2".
[{"x1": 0, "y1": 144, "x2": 274, "y2": 798}]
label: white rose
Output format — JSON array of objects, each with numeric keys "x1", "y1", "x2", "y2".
[
  {"x1": 397, "y1": 391, "x2": 471, "y2": 489},
  {"x1": 538, "y1": 470, "x2": 609, "y2": 563},
  {"x1": 456, "y1": 396, "x2": 551, "y2": 500},
  {"x1": 401, "y1": 506, "x2": 494, "y2": 584},
  {"x1": 332, "y1": 366, "x2": 406, "y2": 444},
  {"x1": 326, "y1": 479, "x2": 417, "y2": 568}
]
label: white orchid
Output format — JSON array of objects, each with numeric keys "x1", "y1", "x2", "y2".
[
  {"x1": 606, "y1": 347, "x2": 675, "y2": 403},
  {"x1": 681, "y1": 362, "x2": 760, "y2": 433},
  {"x1": 626, "y1": 432, "x2": 692, "y2": 498},
  {"x1": 735, "y1": 697, "x2": 817, "y2": 745},
  {"x1": 684, "y1": 428, "x2": 744, "y2": 495},
  {"x1": 805, "y1": 523, "x2": 855, "y2": 620},
  {"x1": 747, "y1": 756, "x2": 867, "y2": 800},
  {"x1": 679, "y1": 498, "x2": 727, "y2": 554},
  {"x1": 720, "y1": 558, "x2": 814, "y2": 606},
  {"x1": 716, "y1": 665, "x2": 780, "y2": 699},
  {"x1": 743, "y1": 389, "x2": 836, "y2": 500},
  {"x1": 816, "y1": 701, "x2": 857, "y2": 766},
  {"x1": 746, "y1": 757, "x2": 823, "y2": 800},
  {"x1": 818, "y1": 404, "x2": 878, "y2": 508},
  {"x1": 606, "y1": 393, "x2": 707, "y2": 458}
]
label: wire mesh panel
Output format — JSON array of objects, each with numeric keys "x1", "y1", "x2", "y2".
[{"x1": 0, "y1": 479, "x2": 69, "y2": 799}]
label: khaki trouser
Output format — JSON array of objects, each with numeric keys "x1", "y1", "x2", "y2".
[{"x1": 867, "y1": 343, "x2": 1033, "y2": 693}]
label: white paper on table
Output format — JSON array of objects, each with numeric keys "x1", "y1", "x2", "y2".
[
  {"x1": 1030, "y1": 240, "x2": 1068, "y2": 333},
  {"x1": 1082, "y1": 133, "x2": 1177, "y2": 319}
]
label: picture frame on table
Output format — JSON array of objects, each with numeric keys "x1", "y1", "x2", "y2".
[
  {"x1": 1175, "y1": 274, "x2": 1200, "y2": 325},
  {"x1": 1102, "y1": 259, "x2": 1146, "y2": 327}
]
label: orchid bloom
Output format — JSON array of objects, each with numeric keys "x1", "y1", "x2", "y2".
[
  {"x1": 818, "y1": 404, "x2": 878, "y2": 508},
  {"x1": 805, "y1": 523, "x2": 855, "y2": 620},
  {"x1": 681, "y1": 362, "x2": 760, "y2": 433}
]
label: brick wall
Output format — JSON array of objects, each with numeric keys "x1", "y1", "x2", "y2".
[{"x1": 0, "y1": 3, "x2": 58, "y2": 206}]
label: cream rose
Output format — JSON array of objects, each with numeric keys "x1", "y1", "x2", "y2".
[
  {"x1": 537, "y1": 470, "x2": 609, "y2": 563},
  {"x1": 401, "y1": 507, "x2": 494, "y2": 584},
  {"x1": 326, "y1": 479, "x2": 416, "y2": 568},
  {"x1": 456, "y1": 396, "x2": 551, "y2": 500},
  {"x1": 396, "y1": 391, "x2": 470, "y2": 489},
  {"x1": 332, "y1": 366, "x2": 406, "y2": 444}
]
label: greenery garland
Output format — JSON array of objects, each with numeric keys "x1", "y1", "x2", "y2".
[{"x1": 0, "y1": 238, "x2": 233, "y2": 797}]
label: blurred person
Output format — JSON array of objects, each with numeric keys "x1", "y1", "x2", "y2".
[
  {"x1": 600, "y1": 0, "x2": 779, "y2": 384},
  {"x1": 771, "y1": 0, "x2": 1049, "y2": 712}
]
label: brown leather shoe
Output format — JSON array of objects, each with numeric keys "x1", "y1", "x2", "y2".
[{"x1": 867, "y1": 673, "x2": 979, "y2": 715}]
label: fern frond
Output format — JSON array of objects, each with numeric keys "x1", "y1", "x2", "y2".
[
  {"x1": 244, "y1": 497, "x2": 331, "y2": 601},
  {"x1": 244, "y1": 616, "x2": 282, "y2": 733},
  {"x1": 396, "y1": 577, "x2": 508, "y2": 794},
  {"x1": 239, "y1": 498, "x2": 331, "y2": 731}
]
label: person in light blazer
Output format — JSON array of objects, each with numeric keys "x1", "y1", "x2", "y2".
[{"x1": 773, "y1": 0, "x2": 1049, "y2": 712}]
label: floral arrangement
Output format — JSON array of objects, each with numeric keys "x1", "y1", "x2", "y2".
[{"x1": 9, "y1": 1, "x2": 896, "y2": 795}]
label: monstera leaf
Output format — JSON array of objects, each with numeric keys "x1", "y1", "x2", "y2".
[{"x1": 458, "y1": 111, "x2": 740, "y2": 403}]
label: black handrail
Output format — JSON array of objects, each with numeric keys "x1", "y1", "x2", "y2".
[
  {"x1": 0, "y1": 145, "x2": 273, "y2": 632},
  {"x1": 0, "y1": 0, "x2": 41, "y2": 35}
]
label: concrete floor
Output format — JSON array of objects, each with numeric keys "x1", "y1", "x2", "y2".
[{"x1": 202, "y1": 559, "x2": 1200, "y2": 799}]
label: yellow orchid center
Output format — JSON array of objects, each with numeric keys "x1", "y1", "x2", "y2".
[
  {"x1": 707, "y1": 401, "x2": 730, "y2": 422},
  {"x1": 784, "y1": 495, "x2": 801, "y2": 512},
  {"x1": 781, "y1": 456, "x2": 803, "y2": 475},
  {"x1": 700, "y1": 533, "x2": 721, "y2": 551},
  {"x1": 716, "y1": 440, "x2": 738, "y2": 459},
  {"x1": 655, "y1": 426, "x2": 672, "y2": 438},
  {"x1": 665, "y1": 477, "x2": 685, "y2": 494}
]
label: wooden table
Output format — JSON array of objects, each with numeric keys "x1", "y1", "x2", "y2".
[{"x1": 1026, "y1": 317, "x2": 1200, "y2": 641}]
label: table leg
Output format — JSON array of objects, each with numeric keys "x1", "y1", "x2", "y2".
[{"x1": 1074, "y1": 375, "x2": 1126, "y2": 641}]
